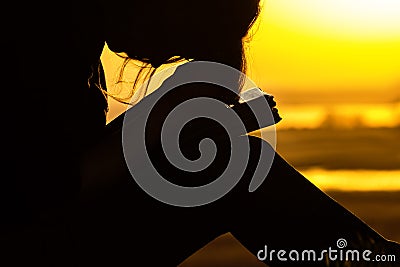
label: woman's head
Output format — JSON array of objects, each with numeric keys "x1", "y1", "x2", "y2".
[
  {"x1": 101, "y1": 0, "x2": 261, "y2": 103},
  {"x1": 104, "y1": 0, "x2": 261, "y2": 71}
]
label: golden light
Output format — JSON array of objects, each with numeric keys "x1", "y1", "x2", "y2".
[
  {"x1": 261, "y1": 0, "x2": 400, "y2": 39},
  {"x1": 302, "y1": 169, "x2": 400, "y2": 192},
  {"x1": 247, "y1": 0, "x2": 400, "y2": 97}
]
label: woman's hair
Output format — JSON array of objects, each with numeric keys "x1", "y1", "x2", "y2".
[{"x1": 101, "y1": 0, "x2": 262, "y2": 104}]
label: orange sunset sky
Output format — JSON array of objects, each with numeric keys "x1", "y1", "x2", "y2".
[
  {"x1": 101, "y1": 0, "x2": 400, "y2": 128},
  {"x1": 246, "y1": 0, "x2": 400, "y2": 100}
]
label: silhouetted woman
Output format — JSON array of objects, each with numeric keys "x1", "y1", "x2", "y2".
[
  {"x1": 75, "y1": 0, "x2": 400, "y2": 266},
  {"x1": 7, "y1": 1, "x2": 399, "y2": 267}
]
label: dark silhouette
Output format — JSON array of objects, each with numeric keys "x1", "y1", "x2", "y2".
[
  {"x1": 5, "y1": 1, "x2": 107, "y2": 266},
  {"x1": 6, "y1": 0, "x2": 400, "y2": 266}
]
